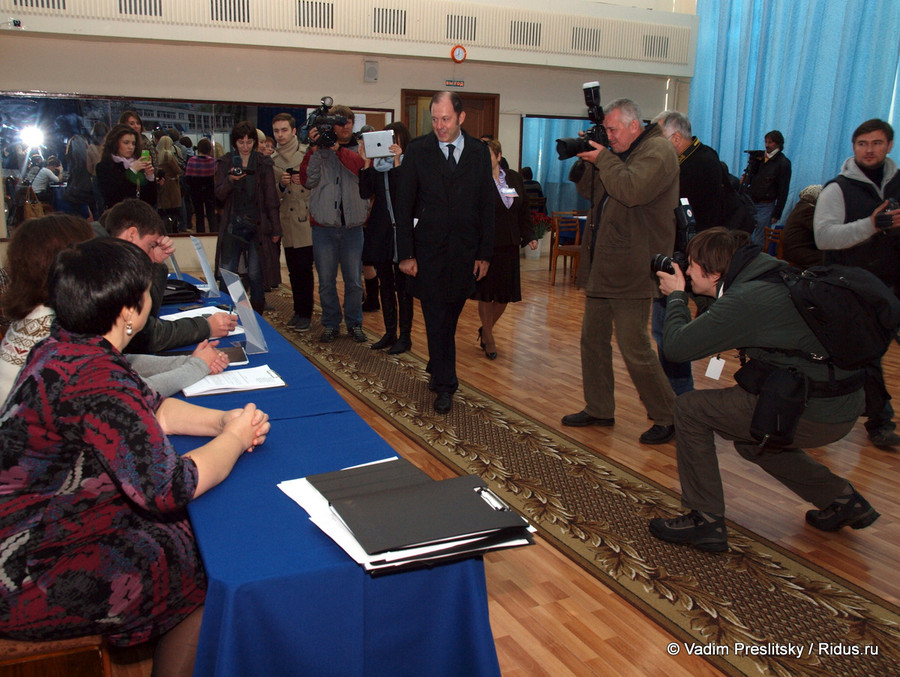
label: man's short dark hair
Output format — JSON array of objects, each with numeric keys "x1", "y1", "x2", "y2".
[
  {"x1": 272, "y1": 112, "x2": 296, "y2": 129},
  {"x1": 521, "y1": 166, "x2": 533, "y2": 180},
  {"x1": 105, "y1": 198, "x2": 166, "y2": 238},
  {"x1": 852, "y1": 119, "x2": 894, "y2": 143},
  {"x1": 430, "y1": 91, "x2": 464, "y2": 115},
  {"x1": 685, "y1": 227, "x2": 751, "y2": 278},
  {"x1": 50, "y1": 238, "x2": 152, "y2": 336},
  {"x1": 179, "y1": 136, "x2": 193, "y2": 149},
  {"x1": 230, "y1": 121, "x2": 258, "y2": 148},
  {"x1": 765, "y1": 130, "x2": 784, "y2": 150}
]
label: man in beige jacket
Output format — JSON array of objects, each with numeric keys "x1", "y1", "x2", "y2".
[{"x1": 272, "y1": 113, "x2": 314, "y2": 331}]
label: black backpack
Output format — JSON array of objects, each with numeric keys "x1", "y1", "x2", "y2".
[{"x1": 763, "y1": 264, "x2": 900, "y2": 370}]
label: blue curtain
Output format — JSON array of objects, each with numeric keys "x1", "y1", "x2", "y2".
[
  {"x1": 690, "y1": 0, "x2": 900, "y2": 218},
  {"x1": 520, "y1": 117, "x2": 591, "y2": 215}
]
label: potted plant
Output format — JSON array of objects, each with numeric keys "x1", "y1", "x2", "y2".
[{"x1": 525, "y1": 212, "x2": 552, "y2": 259}]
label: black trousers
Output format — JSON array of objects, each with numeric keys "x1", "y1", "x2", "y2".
[
  {"x1": 284, "y1": 245, "x2": 314, "y2": 320},
  {"x1": 374, "y1": 261, "x2": 413, "y2": 336},
  {"x1": 420, "y1": 296, "x2": 467, "y2": 393}
]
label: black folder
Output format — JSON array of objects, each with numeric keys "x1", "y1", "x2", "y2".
[
  {"x1": 329, "y1": 473, "x2": 531, "y2": 556},
  {"x1": 306, "y1": 457, "x2": 432, "y2": 503}
]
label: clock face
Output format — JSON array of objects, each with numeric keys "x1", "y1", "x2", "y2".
[{"x1": 451, "y1": 45, "x2": 466, "y2": 63}]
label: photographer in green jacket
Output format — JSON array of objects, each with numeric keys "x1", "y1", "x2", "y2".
[{"x1": 648, "y1": 228, "x2": 878, "y2": 552}]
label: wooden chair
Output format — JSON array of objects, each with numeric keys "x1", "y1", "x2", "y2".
[
  {"x1": 0, "y1": 635, "x2": 111, "y2": 677},
  {"x1": 548, "y1": 211, "x2": 576, "y2": 271},
  {"x1": 550, "y1": 213, "x2": 581, "y2": 284},
  {"x1": 526, "y1": 195, "x2": 546, "y2": 215},
  {"x1": 763, "y1": 226, "x2": 783, "y2": 259}
]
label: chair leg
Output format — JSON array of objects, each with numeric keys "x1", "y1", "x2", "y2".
[{"x1": 550, "y1": 253, "x2": 557, "y2": 284}]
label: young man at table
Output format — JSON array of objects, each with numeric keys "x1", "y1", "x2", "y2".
[
  {"x1": 105, "y1": 198, "x2": 238, "y2": 353},
  {"x1": 394, "y1": 91, "x2": 495, "y2": 414}
]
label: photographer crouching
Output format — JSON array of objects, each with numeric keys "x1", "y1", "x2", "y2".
[{"x1": 649, "y1": 228, "x2": 878, "y2": 552}]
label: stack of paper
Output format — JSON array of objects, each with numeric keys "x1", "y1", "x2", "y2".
[
  {"x1": 182, "y1": 364, "x2": 285, "y2": 397},
  {"x1": 278, "y1": 458, "x2": 534, "y2": 574}
]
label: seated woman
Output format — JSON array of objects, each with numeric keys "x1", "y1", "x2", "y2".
[
  {"x1": 0, "y1": 214, "x2": 228, "y2": 404},
  {"x1": 0, "y1": 238, "x2": 269, "y2": 677}
]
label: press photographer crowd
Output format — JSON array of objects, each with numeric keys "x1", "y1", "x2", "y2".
[{"x1": 2, "y1": 89, "x2": 899, "y2": 587}]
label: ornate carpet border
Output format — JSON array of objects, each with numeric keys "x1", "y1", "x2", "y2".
[{"x1": 264, "y1": 287, "x2": 900, "y2": 677}]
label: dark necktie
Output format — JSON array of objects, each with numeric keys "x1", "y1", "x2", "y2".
[{"x1": 446, "y1": 143, "x2": 457, "y2": 171}]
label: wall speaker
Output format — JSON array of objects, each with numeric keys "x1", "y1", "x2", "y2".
[{"x1": 364, "y1": 60, "x2": 379, "y2": 83}]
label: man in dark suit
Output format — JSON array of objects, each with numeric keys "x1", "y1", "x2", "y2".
[{"x1": 395, "y1": 92, "x2": 495, "y2": 414}]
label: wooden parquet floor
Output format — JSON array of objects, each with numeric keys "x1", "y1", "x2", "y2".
[{"x1": 111, "y1": 254, "x2": 898, "y2": 677}]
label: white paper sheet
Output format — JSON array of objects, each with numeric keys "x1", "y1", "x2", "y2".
[
  {"x1": 160, "y1": 306, "x2": 244, "y2": 336},
  {"x1": 182, "y1": 364, "x2": 285, "y2": 396}
]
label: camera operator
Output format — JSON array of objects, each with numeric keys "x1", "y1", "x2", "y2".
[
  {"x1": 814, "y1": 118, "x2": 900, "y2": 448},
  {"x1": 560, "y1": 98, "x2": 678, "y2": 445},
  {"x1": 648, "y1": 228, "x2": 876, "y2": 552},
  {"x1": 297, "y1": 104, "x2": 370, "y2": 343},
  {"x1": 742, "y1": 130, "x2": 792, "y2": 246}
]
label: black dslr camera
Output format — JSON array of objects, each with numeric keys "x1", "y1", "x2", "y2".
[
  {"x1": 875, "y1": 198, "x2": 900, "y2": 230},
  {"x1": 299, "y1": 96, "x2": 348, "y2": 148},
  {"x1": 651, "y1": 198, "x2": 696, "y2": 287},
  {"x1": 555, "y1": 82, "x2": 610, "y2": 160}
]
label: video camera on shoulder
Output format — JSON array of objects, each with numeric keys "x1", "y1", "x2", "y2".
[
  {"x1": 555, "y1": 82, "x2": 610, "y2": 160},
  {"x1": 298, "y1": 95, "x2": 348, "y2": 147}
]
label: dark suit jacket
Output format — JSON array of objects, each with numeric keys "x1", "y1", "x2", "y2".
[
  {"x1": 492, "y1": 169, "x2": 535, "y2": 248},
  {"x1": 395, "y1": 131, "x2": 494, "y2": 303}
]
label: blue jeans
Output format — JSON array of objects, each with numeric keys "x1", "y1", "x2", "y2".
[
  {"x1": 222, "y1": 238, "x2": 264, "y2": 310},
  {"x1": 312, "y1": 226, "x2": 364, "y2": 330},
  {"x1": 750, "y1": 201, "x2": 775, "y2": 247},
  {"x1": 651, "y1": 296, "x2": 694, "y2": 396}
]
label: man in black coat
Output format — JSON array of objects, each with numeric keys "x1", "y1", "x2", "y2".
[{"x1": 395, "y1": 92, "x2": 495, "y2": 413}]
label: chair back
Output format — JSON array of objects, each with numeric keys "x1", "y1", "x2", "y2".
[
  {"x1": 763, "y1": 226, "x2": 783, "y2": 259},
  {"x1": 554, "y1": 213, "x2": 581, "y2": 246}
]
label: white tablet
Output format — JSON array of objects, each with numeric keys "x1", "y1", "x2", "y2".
[{"x1": 362, "y1": 130, "x2": 395, "y2": 158}]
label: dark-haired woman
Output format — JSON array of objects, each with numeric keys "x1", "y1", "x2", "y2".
[
  {"x1": 472, "y1": 138, "x2": 537, "y2": 359},
  {"x1": 0, "y1": 238, "x2": 269, "y2": 677},
  {"x1": 358, "y1": 122, "x2": 414, "y2": 353},
  {"x1": 215, "y1": 121, "x2": 280, "y2": 313},
  {"x1": 94, "y1": 123, "x2": 157, "y2": 209},
  {"x1": 0, "y1": 214, "x2": 228, "y2": 403}
]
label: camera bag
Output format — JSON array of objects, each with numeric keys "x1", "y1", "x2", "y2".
[{"x1": 735, "y1": 360, "x2": 808, "y2": 448}]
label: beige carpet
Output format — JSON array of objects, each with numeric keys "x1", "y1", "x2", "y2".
[{"x1": 265, "y1": 286, "x2": 900, "y2": 677}]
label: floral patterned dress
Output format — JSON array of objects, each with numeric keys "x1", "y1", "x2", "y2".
[{"x1": 0, "y1": 325, "x2": 205, "y2": 646}]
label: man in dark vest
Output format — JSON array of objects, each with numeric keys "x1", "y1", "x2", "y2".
[{"x1": 814, "y1": 118, "x2": 900, "y2": 448}]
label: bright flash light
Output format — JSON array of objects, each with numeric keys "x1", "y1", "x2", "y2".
[{"x1": 20, "y1": 125, "x2": 44, "y2": 148}]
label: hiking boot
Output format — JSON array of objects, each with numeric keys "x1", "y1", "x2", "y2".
[
  {"x1": 319, "y1": 327, "x2": 338, "y2": 343},
  {"x1": 805, "y1": 488, "x2": 880, "y2": 532},
  {"x1": 649, "y1": 510, "x2": 728, "y2": 552},
  {"x1": 640, "y1": 424, "x2": 675, "y2": 445},
  {"x1": 371, "y1": 333, "x2": 397, "y2": 350},
  {"x1": 868, "y1": 427, "x2": 900, "y2": 448},
  {"x1": 349, "y1": 325, "x2": 368, "y2": 343},
  {"x1": 561, "y1": 411, "x2": 614, "y2": 427}
]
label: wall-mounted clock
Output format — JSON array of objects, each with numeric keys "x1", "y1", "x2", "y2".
[{"x1": 451, "y1": 45, "x2": 467, "y2": 63}]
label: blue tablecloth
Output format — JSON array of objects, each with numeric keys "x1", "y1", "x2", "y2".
[{"x1": 165, "y1": 294, "x2": 501, "y2": 677}]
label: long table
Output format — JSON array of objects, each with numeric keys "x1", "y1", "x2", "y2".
[{"x1": 166, "y1": 300, "x2": 501, "y2": 676}]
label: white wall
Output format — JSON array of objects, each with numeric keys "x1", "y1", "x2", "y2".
[{"x1": 0, "y1": 33, "x2": 677, "y2": 171}]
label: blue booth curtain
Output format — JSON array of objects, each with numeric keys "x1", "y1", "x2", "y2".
[
  {"x1": 690, "y1": 0, "x2": 900, "y2": 218},
  {"x1": 520, "y1": 117, "x2": 591, "y2": 215}
]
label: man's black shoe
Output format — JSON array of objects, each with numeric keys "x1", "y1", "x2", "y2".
[
  {"x1": 649, "y1": 510, "x2": 728, "y2": 552},
  {"x1": 561, "y1": 411, "x2": 614, "y2": 427},
  {"x1": 805, "y1": 488, "x2": 880, "y2": 532},
  {"x1": 434, "y1": 392, "x2": 452, "y2": 414},
  {"x1": 640, "y1": 424, "x2": 675, "y2": 445},
  {"x1": 868, "y1": 427, "x2": 900, "y2": 448}
]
